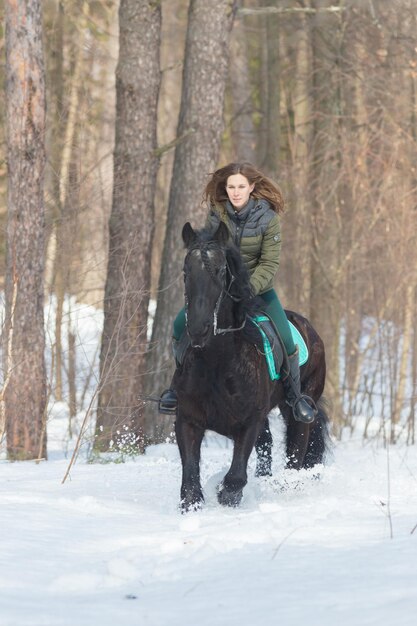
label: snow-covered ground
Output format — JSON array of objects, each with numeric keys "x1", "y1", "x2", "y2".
[
  {"x1": 1, "y1": 297, "x2": 416, "y2": 625},
  {"x1": 1, "y1": 416, "x2": 417, "y2": 626}
]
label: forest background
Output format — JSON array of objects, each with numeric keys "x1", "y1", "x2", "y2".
[{"x1": 0, "y1": 0, "x2": 416, "y2": 462}]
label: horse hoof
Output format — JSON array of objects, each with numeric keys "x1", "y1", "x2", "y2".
[
  {"x1": 180, "y1": 496, "x2": 204, "y2": 514},
  {"x1": 217, "y1": 484, "x2": 243, "y2": 508}
]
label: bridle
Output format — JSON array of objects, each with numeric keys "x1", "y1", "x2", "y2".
[{"x1": 184, "y1": 243, "x2": 247, "y2": 336}]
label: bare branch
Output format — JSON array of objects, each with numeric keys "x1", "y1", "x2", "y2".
[
  {"x1": 238, "y1": 6, "x2": 345, "y2": 17},
  {"x1": 154, "y1": 128, "x2": 196, "y2": 158}
]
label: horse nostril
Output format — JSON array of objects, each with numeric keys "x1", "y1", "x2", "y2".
[{"x1": 189, "y1": 322, "x2": 211, "y2": 348}]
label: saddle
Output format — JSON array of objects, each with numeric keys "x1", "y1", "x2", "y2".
[
  {"x1": 248, "y1": 315, "x2": 308, "y2": 381},
  {"x1": 173, "y1": 314, "x2": 309, "y2": 381}
]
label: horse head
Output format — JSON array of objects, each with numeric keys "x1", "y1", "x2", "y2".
[{"x1": 182, "y1": 221, "x2": 230, "y2": 348}]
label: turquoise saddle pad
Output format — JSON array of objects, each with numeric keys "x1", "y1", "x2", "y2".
[{"x1": 250, "y1": 315, "x2": 309, "y2": 381}]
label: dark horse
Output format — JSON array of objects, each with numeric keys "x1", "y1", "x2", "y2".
[{"x1": 172, "y1": 221, "x2": 330, "y2": 512}]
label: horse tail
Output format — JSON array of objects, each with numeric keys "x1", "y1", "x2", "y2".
[{"x1": 302, "y1": 397, "x2": 332, "y2": 469}]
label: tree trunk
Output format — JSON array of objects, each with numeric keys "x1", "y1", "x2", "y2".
[
  {"x1": 391, "y1": 283, "x2": 415, "y2": 443},
  {"x1": 94, "y1": 0, "x2": 161, "y2": 452},
  {"x1": 308, "y1": 3, "x2": 343, "y2": 433},
  {"x1": 409, "y1": 286, "x2": 417, "y2": 445},
  {"x1": 143, "y1": 0, "x2": 235, "y2": 443},
  {"x1": 53, "y1": 2, "x2": 90, "y2": 402},
  {"x1": 281, "y1": 13, "x2": 313, "y2": 313},
  {"x1": 262, "y1": 0, "x2": 280, "y2": 176},
  {"x1": 229, "y1": 13, "x2": 256, "y2": 162},
  {"x1": 4, "y1": 0, "x2": 47, "y2": 460},
  {"x1": 151, "y1": 0, "x2": 188, "y2": 299}
]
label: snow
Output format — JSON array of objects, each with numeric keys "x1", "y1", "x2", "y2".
[
  {"x1": 1, "y1": 423, "x2": 417, "y2": 625},
  {"x1": 1, "y1": 298, "x2": 417, "y2": 625}
]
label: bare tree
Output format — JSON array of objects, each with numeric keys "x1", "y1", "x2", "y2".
[
  {"x1": 4, "y1": 0, "x2": 47, "y2": 460},
  {"x1": 262, "y1": 0, "x2": 281, "y2": 176},
  {"x1": 228, "y1": 11, "x2": 256, "y2": 162},
  {"x1": 307, "y1": 4, "x2": 345, "y2": 430},
  {"x1": 143, "y1": 0, "x2": 236, "y2": 442},
  {"x1": 94, "y1": 0, "x2": 161, "y2": 452},
  {"x1": 51, "y1": 2, "x2": 91, "y2": 403},
  {"x1": 278, "y1": 10, "x2": 313, "y2": 313},
  {"x1": 151, "y1": 0, "x2": 188, "y2": 301}
]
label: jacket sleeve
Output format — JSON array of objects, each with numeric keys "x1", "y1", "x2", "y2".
[{"x1": 249, "y1": 214, "x2": 281, "y2": 295}]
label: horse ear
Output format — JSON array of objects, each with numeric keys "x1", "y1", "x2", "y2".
[
  {"x1": 182, "y1": 222, "x2": 196, "y2": 248},
  {"x1": 214, "y1": 221, "x2": 229, "y2": 245}
]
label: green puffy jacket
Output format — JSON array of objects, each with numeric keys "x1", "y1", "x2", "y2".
[{"x1": 206, "y1": 198, "x2": 281, "y2": 295}]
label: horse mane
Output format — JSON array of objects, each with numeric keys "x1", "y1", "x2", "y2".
[
  {"x1": 225, "y1": 242, "x2": 267, "y2": 346},
  {"x1": 224, "y1": 242, "x2": 253, "y2": 305}
]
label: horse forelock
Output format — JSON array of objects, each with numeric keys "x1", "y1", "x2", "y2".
[
  {"x1": 185, "y1": 246, "x2": 221, "y2": 284},
  {"x1": 185, "y1": 229, "x2": 226, "y2": 276}
]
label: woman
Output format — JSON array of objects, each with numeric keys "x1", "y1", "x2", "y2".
[{"x1": 159, "y1": 162, "x2": 316, "y2": 424}]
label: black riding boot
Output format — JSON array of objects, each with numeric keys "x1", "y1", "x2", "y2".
[
  {"x1": 283, "y1": 346, "x2": 317, "y2": 424},
  {"x1": 158, "y1": 335, "x2": 190, "y2": 415}
]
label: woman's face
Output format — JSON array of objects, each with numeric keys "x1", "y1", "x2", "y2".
[{"x1": 225, "y1": 174, "x2": 255, "y2": 211}]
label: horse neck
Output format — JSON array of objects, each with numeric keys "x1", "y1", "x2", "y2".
[{"x1": 217, "y1": 289, "x2": 237, "y2": 328}]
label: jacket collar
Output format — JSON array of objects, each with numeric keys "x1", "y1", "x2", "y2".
[
  {"x1": 226, "y1": 197, "x2": 256, "y2": 221},
  {"x1": 225, "y1": 197, "x2": 271, "y2": 221}
]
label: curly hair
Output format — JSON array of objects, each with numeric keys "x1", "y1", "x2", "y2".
[{"x1": 203, "y1": 162, "x2": 284, "y2": 214}]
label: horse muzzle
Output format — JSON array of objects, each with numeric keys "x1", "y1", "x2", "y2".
[{"x1": 187, "y1": 322, "x2": 212, "y2": 348}]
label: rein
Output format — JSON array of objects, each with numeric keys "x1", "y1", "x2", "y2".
[
  {"x1": 213, "y1": 263, "x2": 247, "y2": 335},
  {"x1": 184, "y1": 243, "x2": 247, "y2": 337}
]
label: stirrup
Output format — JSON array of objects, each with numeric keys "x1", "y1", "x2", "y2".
[
  {"x1": 158, "y1": 389, "x2": 178, "y2": 415},
  {"x1": 291, "y1": 395, "x2": 317, "y2": 424}
]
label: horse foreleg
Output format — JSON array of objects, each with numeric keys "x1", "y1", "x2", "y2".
[
  {"x1": 175, "y1": 419, "x2": 205, "y2": 513},
  {"x1": 218, "y1": 421, "x2": 261, "y2": 507},
  {"x1": 255, "y1": 417, "x2": 273, "y2": 477}
]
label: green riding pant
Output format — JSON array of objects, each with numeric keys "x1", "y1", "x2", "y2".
[{"x1": 172, "y1": 288, "x2": 296, "y2": 356}]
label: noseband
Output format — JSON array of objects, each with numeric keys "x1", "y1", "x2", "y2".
[{"x1": 184, "y1": 243, "x2": 246, "y2": 336}]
